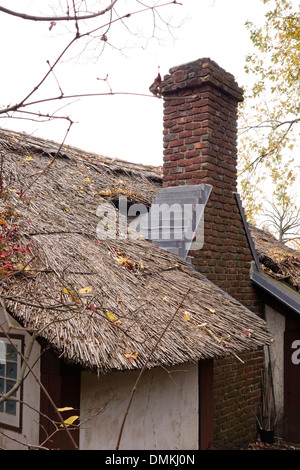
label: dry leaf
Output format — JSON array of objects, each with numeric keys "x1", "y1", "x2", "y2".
[
  {"x1": 105, "y1": 311, "x2": 117, "y2": 322},
  {"x1": 124, "y1": 352, "x2": 139, "y2": 362},
  {"x1": 240, "y1": 329, "x2": 254, "y2": 338},
  {"x1": 62, "y1": 288, "x2": 74, "y2": 294},
  {"x1": 105, "y1": 311, "x2": 121, "y2": 325},
  {"x1": 16, "y1": 264, "x2": 30, "y2": 271},
  {"x1": 61, "y1": 288, "x2": 79, "y2": 303},
  {"x1": 79, "y1": 285, "x2": 93, "y2": 294},
  {"x1": 60, "y1": 415, "x2": 79, "y2": 427},
  {"x1": 183, "y1": 311, "x2": 191, "y2": 321}
]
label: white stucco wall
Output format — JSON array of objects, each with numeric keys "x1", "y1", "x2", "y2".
[
  {"x1": 80, "y1": 362, "x2": 199, "y2": 450},
  {"x1": 0, "y1": 308, "x2": 41, "y2": 450},
  {"x1": 264, "y1": 304, "x2": 285, "y2": 433}
]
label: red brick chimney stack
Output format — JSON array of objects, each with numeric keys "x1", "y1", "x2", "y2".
[
  {"x1": 161, "y1": 58, "x2": 243, "y2": 189},
  {"x1": 160, "y1": 59, "x2": 259, "y2": 309},
  {"x1": 160, "y1": 59, "x2": 263, "y2": 450}
]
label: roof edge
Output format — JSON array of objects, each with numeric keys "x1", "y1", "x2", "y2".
[
  {"x1": 235, "y1": 193, "x2": 261, "y2": 272},
  {"x1": 251, "y1": 264, "x2": 300, "y2": 316}
]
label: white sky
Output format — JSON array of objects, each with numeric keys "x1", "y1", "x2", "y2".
[{"x1": 0, "y1": 0, "x2": 268, "y2": 166}]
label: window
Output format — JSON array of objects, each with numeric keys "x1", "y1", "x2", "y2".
[{"x1": 0, "y1": 335, "x2": 23, "y2": 431}]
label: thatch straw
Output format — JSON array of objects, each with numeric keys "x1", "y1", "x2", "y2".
[
  {"x1": 250, "y1": 225, "x2": 300, "y2": 292},
  {"x1": 0, "y1": 129, "x2": 272, "y2": 374}
]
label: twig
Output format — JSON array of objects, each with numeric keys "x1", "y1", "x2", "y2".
[
  {"x1": 0, "y1": 319, "x2": 78, "y2": 449},
  {"x1": 19, "y1": 119, "x2": 73, "y2": 196},
  {"x1": 46, "y1": 60, "x2": 64, "y2": 96},
  {"x1": 0, "y1": 0, "x2": 118, "y2": 22},
  {"x1": 115, "y1": 287, "x2": 191, "y2": 450}
]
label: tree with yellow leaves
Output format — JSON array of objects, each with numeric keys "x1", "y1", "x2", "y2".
[{"x1": 238, "y1": 0, "x2": 300, "y2": 238}]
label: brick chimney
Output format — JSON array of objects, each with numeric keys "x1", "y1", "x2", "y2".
[
  {"x1": 160, "y1": 58, "x2": 259, "y2": 310},
  {"x1": 161, "y1": 59, "x2": 264, "y2": 449}
]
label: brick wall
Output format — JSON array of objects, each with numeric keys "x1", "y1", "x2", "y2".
[{"x1": 161, "y1": 58, "x2": 264, "y2": 449}]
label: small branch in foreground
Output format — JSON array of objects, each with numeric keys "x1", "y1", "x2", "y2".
[
  {"x1": 0, "y1": 1, "x2": 180, "y2": 118},
  {"x1": 19, "y1": 119, "x2": 74, "y2": 197},
  {"x1": 115, "y1": 287, "x2": 191, "y2": 450},
  {"x1": 0, "y1": 0, "x2": 118, "y2": 22},
  {"x1": 0, "y1": 309, "x2": 78, "y2": 450}
]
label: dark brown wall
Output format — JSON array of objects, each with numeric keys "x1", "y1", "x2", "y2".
[
  {"x1": 161, "y1": 58, "x2": 264, "y2": 449},
  {"x1": 39, "y1": 349, "x2": 80, "y2": 450}
]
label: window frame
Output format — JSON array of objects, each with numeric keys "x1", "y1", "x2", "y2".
[{"x1": 0, "y1": 334, "x2": 24, "y2": 432}]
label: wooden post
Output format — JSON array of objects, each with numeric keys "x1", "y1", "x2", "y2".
[{"x1": 198, "y1": 359, "x2": 214, "y2": 449}]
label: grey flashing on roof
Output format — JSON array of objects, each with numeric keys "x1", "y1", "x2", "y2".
[
  {"x1": 251, "y1": 264, "x2": 300, "y2": 315},
  {"x1": 235, "y1": 193, "x2": 261, "y2": 272},
  {"x1": 235, "y1": 193, "x2": 300, "y2": 314},
  {"x1": 136, "y1": 184, "x2": 212, "y2": 261}
]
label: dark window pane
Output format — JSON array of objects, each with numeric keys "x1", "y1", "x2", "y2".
[
  {"x1": 6, "y1": 345, "x2": 17, "y2": 362},
  {"x1": 6, "y1": 362, "x2": 17, "y2": 379},
  {"x1": 0, "y1": 337, "x2": 22, "y2": 423},
  {"x1": 5, "y1": 400, "x2": 16, "y2": 415},
  {"x1": 6, "y1": 380, "x2": 16, "y2": 397}
]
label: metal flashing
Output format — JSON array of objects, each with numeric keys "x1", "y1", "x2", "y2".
[
  {"x1": 251, "y1": 265, "x2": 300, "y2": 315},
  {"x1": 235, "y1": 193, "x2": 261, "y2": 271},
  {"x1": 138, "y1": 184, "x2": 212, "y2": 261}
]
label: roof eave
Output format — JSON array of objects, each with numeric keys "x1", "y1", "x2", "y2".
[{"x1": 251, "y1": 264, "x2": 300, "y2": 316}]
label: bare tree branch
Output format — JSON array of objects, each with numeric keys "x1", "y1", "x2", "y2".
[
  {"x1": 115, "y1": 287, "x2": 191, "y2": 450},
  {"x1": 263, "y1": 198, "x2": 300, "y2": 244},
  {"x1": 0, "y1": 0, "x2": 118, "y2": 22}
]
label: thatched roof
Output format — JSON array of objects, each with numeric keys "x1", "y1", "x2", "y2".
[
  {"x1": 0, "y1": 128, "x2": 272, "y2": 373},
  {"x1": 249, "y1": 225, "x2": 300, "y2": 293}
]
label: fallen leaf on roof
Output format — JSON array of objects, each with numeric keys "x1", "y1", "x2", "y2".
[
  {"x1": 240, "y1": 329, "x2": 254, "y2": 338},
  {"x1": 116, "y1": 255, "x2": 136, "y2": 270},
  {"x1": 16, "y1": 264, "x2": 30, "y2": 271},
  {"x1": 78, "y1": 285, "x2": 93, "y2": 294},
  {"x1": 105, "y1": 311, "x2": 119, "y2": 323},
  {"x1": 62, "y1": 288, "x2": 74, "y2": 294},
  {"x1": 183, "y1": 311, "x2": 191, "y2": 321},
  {"x1": 124, "y1": 352, "x2": 139, "y2": 362},
  {"x1": 61, "y1": 288, "x2": 79, "y2": 303}
]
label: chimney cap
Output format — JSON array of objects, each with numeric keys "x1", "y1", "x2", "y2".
[{"x1": 161, "y1": 57, "x2": 243, "y2": 102}]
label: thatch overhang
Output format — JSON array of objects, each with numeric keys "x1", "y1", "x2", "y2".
[
  {"x1": 0, "y1": 129, "x2": 272, "y2": 373},
  {"x1": 249, "y1": 225, "x2": 300, "y2": 293}
]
